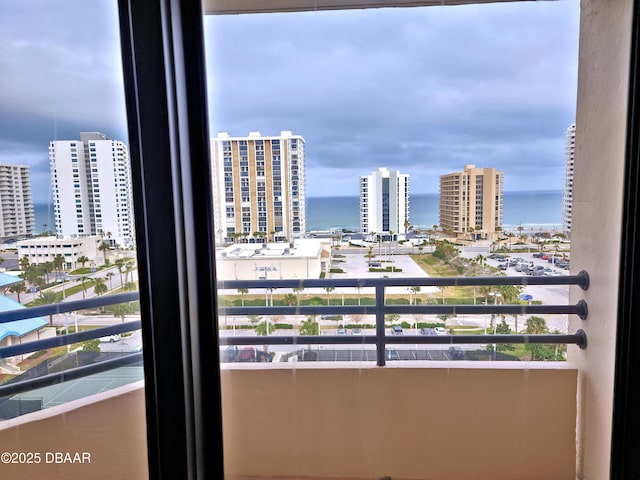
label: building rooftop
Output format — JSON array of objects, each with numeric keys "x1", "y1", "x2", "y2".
[
  {"x1": 218, "y1": 240, "x2": 323, "y2": 260},
  {"x1": 0, "y1": 295, "x2": 47, "y2": 342}
]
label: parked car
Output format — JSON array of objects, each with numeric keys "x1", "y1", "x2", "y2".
[
  {"x1": 99, "y1": 334, "x2": 121, "y2": 343},
  {"x1": 385, "y1": 348, "x2": 400, "y2": 360},
  {"x1": 390, "y1": 325, "x2": 403, "y2": 335},
  {"x1": 337, "y1": 327, "x2": 347, "y2": 335},
  {"x1": 235, "y1": 347, "x2": 272, "y2": 363},
  {"x1": 448, "y1": 346, "x2": 464, "y2": 360},
  {"x1": 352, "y1": 328, "x2": 362, "y2": 335},
  {"x1": 369, "y1": 261, "x2": 382, "y2": 267},
  {"x1": 420, "y1": 327, "x2": 435, "y2": 335},
  {"x1": 434, "y1": 327, "x2": 447, "y2": 335}
]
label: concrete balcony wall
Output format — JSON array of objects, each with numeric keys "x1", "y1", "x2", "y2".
[
  {"x1": 221, "y1": 363, "x2": 577, "y2": 480},
  {"x1": 0, "y1": 364, "x2": 576, "y2": 480},
  {"x1": 0, "y1": 382, "x2": 148, "y2": 480}
]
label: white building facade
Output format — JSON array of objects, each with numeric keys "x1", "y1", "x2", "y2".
[
  {"x1": 211, "y1": 131, "x2": 306, "y2": 244},
  {"x1": 0, "y1": 163, "x2": 35, "y2": 240},
  {"x1": 215, "y1": 239, "x2": 330, "y2": 281},
  {"x1": 359, "y1": 167, "x2": 410, "y2": 239},
  {"x1": 16, "y1": 235, "x2": 102, "y2": 269},
  {"x1": 49, "y1": 132, "x2": 135, "y2": 247},
  {"x1": 563, "y1": 123, "x2": 576, "y2": 237}
]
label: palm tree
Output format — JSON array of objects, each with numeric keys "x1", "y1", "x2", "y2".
[
  {"x1": 299, "y1": 316, "x2": 319, "y2": 344},
  {"x1": 19, "y1": 256, "x2": 30, "y2": 271},
  {"x1": 8, "y1": 282, "x2": 26, "y2": 303},
  {"x1": 113, "y1": 303, "x2": 133, "y2": 323},
  {"x1": 437, "y1": 285, "x2": 446, "y2": 304},
  {"x1": 123, "y1": 261, "x2": 135, "y2": 284},
  {"x1": 115, "y1": 258, "x2": 125, "y2": 285},
  {"x1": 93, "y1": 278, "x2": 108, "y2": 296},
  {"x1": 79, "y1": 275, "x2": 94, "y2": 299},
  {"x1": 409, "y1": 286, "x2": 421, "y2": 305},
  {"x1": 123, "y1": 281, "x2": 137, "y2": 292},
  {"x1": 237, "y1": 288, "x2": 248, "y2": 307},
  {"x1": 53, "y1": 254, "x2": 65, "y2": 273},
  {"x1": 41, "y1": 261, "x2": 54, "y2": 283},
  {"x1": 283, "y1": 293, "x2": 296, "y2": 306},
  {"x1": 32, "y1": 290, "x2": 60, "y2": 326},
  {"x1": 98, "y1": 241, "x2": 110, "y2": 263},
  {"x1": 525, "y1": 316, "x2": 549, "y2": 361},
  {"x1": 106, "y1": 272, "x2": 115, "y2": 291},
  {"x1": 77, "y1": 255, "x2": 89, "y2": 268},
  {"x1": 365, "y1": 245, "x2": 375, "y2": 266},
  {"x1": 293, "y1": 287, "x2": 304, "y2": 306},
  {"x1": 497, "y1": 284, "x2": 522, "y2": 305},
  {"x1": 324, "y1": 286, "x2": 335, "y2": 305}
]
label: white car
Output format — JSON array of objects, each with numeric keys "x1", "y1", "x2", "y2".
[
  {"x1": 99, "y1": 334, "x2": 121, "y2": 343},
  {"x1": 434, "y1": 327, "x2": 448, "y2": 336}
]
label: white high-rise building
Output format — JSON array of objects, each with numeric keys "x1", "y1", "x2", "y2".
[
  {"x1": 563, "y1": 123, "x2": 576, "y2": 237},
  {"x1": 211, "y1": 131, "x2": 306, "y2": 244},
  {"x1": 49, "y1": 132, "x2": 135, "y2": 248},
  {"x1": 359, "y1": 167, "x2": 410, "y2": 239},
  {"x1": 0, "y1": 163, "x2": 35, "y2": 240}
]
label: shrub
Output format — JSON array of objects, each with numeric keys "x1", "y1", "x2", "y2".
[{"x1": 82, "y1": 339, "x2": 100, "y2": 352}]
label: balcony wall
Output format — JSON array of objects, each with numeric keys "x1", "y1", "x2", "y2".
[
  {"x1": 0, "y1": 363, "x2": 576, "y2": 479},
  {"x1": 0, "y1": 381, "x2": 148, "y2": 480},
  {"x1": 222, "y1": 362, "x2": 577, "y2": 480}
]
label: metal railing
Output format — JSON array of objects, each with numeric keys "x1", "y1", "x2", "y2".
[
  {"x1": 0, "y1": 271, "x2": 588, "y2": 398},
  {"x1": 218, "y1": 271, "x2": 588, "y2": 366}
]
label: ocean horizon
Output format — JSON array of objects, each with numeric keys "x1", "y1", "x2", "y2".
[
  {"x1": 306, "y1": 190, "x2": 563, "y2": 233},
  {"x1": 34, "y1": 189, "x2": 564, "y2": 235}
]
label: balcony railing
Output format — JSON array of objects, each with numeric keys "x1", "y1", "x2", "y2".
[{"x1": 0, "y1": 271, "x2": 588, "y2": 400}]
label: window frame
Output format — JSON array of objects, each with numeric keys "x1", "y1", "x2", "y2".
[{"x1": 117, "y1": 1, "x2": 640, "y2": 478}]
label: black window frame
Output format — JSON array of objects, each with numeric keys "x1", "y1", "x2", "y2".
[{"x1": 117, "y1": 1, "x2": 640, "y2": 478}]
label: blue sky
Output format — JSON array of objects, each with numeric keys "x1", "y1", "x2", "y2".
[{"x1": 0, "y1": 0, "x2": 579, "y2": 203}]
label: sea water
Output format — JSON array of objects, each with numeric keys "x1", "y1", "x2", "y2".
[
  {"x1": 306, "y1": 190, "x2": 563, "y2": 233},
  {"x1": 34, "y1": 190, "x2": 563, "y2": 235}
]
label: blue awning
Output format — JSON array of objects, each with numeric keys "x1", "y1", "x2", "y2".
[
  {"x1": 0, "y1": 272, "x2": 22, "y2": 288},
  {"x1": 0, "y1": 295, "x2": 47, "y2": 343}
]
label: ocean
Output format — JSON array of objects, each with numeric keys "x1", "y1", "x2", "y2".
[
  {"x1": 34, "y1": 203, "x2": 55, "y2": 233},
  {"x1": 306, "y1": 190, "x2": 563, "y2": 233},
  {"x1": 33, "y1": 190, "x2": 563, "y2": 236}
]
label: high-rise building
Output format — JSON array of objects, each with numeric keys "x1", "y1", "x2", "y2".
[
  {"x1": 359, "y1": 167, "x2": 410, "y2": 239},
  {"x1": 439, "y1": 164, "x2": 503, "y2": 239},
  {"x1": 563, "y1": 123, "x2": 576, "y2": 237},
  {"x1": 0, "y1": 163, "x2": 35, "y2": 240},
  {"x1": 211, "y1": 131, "x2": 306, "y2": 244},
  {"x1": 49, "y1": 132, "x2": 135, "y2": 248}
]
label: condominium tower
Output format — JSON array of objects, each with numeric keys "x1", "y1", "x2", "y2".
[
  {"x1": 563, "y1": 123, "x2": 576, "y2": 237},
  {"x1": 359, "y1": 167, "x2": 410, "y2": 239},
  {"x1": 211, "y1": 131, "x2": 306, "y2": 244},
  {"x1": 49, "y1": 132, "x2": 135, "y2": 248},
  {"x1": 0, "y1": 163, "x2": 35, "y2": 240},
  {"x1": 439, "y1": 164, "x2": 503, "y2": 239}
]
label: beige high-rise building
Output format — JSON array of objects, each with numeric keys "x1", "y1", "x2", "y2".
[
  {"x1": 439, "y1": 164, "x2": 503, "y2": 239},
  {"x1": 0, "y1": 163, "x2": 35, "y2": 240},
  {"x1": 211, "y1": 131, "x2": 305, "y2": 244}
]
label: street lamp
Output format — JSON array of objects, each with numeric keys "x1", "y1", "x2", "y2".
[{"x1": 488, "y1": 291, "x2": 502, "y2": 359}]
